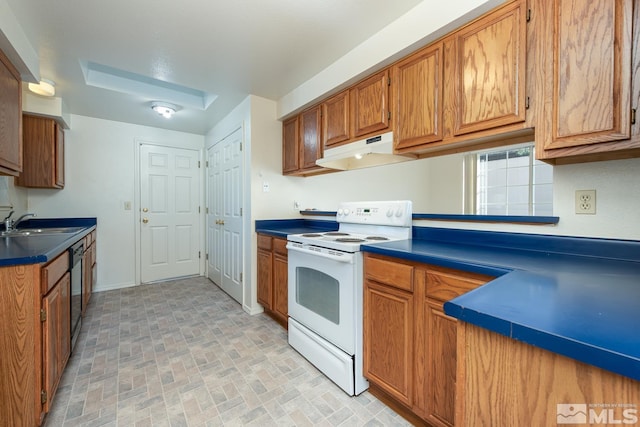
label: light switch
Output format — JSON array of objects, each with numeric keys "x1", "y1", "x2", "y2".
[{"x1": 262, "y1": 182, "x2": 270, "y2": 193}]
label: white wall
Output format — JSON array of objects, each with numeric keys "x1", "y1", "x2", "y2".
[{"x1": 27, "y1": 114, "x2": 205, "y2": 291}]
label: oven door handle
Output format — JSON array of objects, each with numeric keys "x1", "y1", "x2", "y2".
[{"x1": 286, "y1": 243, "x2": 355, "y2": 264}]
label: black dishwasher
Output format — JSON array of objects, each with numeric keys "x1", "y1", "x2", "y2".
[{"x1": 69, "y1": 240, "x2": 84, "y2": 350}]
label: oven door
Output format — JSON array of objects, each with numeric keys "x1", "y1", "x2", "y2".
[{"x1": 287, "y1": 243, "x2": 361, "y2": 355}]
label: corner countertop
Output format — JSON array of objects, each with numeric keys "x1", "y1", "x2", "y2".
[
  {"x1": 361, "y1": 231, "x2": 640, "y2": 382},
  {"x1": 0, "y1": 218, "x2": 97, "y2": 267},
  {"x1": 255, "y1": 219, "x2": 640, "y2": 382}
]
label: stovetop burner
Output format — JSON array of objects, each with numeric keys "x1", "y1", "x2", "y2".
[
  {"x1": 366, "y1": 236, "x2": 389, "y2": 241},
  {"x1": 301, "y1": 233, "x2": 323, "y2": 237},
  {"x1": 324, "y1": 232, "x2": 350, "y2": 236},
  {"x1": 335, "y1": 238, "x2": 366, "y2": 243}
]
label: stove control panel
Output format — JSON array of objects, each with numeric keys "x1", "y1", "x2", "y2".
[{"x1": 336, "y1": 200, "x2": 412, "y2": 227}]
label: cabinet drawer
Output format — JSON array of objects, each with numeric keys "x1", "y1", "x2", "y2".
[
  {"x1": 273, "y1": 238, "x2": 288, "y2": 256},
  {"x1": 42, "y1": 251, "x2": 69, "y2": 295},
  {"x1": 365, "y1": 255, "x2": 414, "y2": 292},
  {"x1": 426, "y1": 268, "x2": 491, "y2": 302},
  {"x1": 257, "y1": 234, "x2": 272, "y2": 250}
]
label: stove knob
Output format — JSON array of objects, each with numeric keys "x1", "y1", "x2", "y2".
[
  {"x1": 386, "y1": 208, "x2": 394, "y2": 217},
  {"x1": 337, "y1": 208, "x2": 344, "y2": 216},
  {"x1": 343, "y1": 208, "x2": 350, "y2": 216},
  {"x1": 395, "y1": 207, "x2": 404, "y2": 217}
]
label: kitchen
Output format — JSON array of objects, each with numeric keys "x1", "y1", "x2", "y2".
[{"x1": 1, "y1": 0, "x2": 639, "y2": 425}]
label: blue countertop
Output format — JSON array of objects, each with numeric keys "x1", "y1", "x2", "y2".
[
  {"x1": 0, "y1": 218, "x2": 97, "y2": 267},
  {"x1": 255, "y1": 219, "x2": 640, "y2": 382},
  {"x1": 255, "y1": 219, "x2": 338, "y2": 239}
]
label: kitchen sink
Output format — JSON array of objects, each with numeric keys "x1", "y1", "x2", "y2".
[{"x1": 1, "y1": 227, "x2": 85, "y2": 237}]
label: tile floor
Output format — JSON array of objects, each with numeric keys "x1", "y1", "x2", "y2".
[{"x1": 44, "y1": 276, "x2": 410, "y2": 426}]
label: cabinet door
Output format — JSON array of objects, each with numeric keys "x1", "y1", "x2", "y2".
[
  {"x1": 17, "y1": 115, "x2": 64, "y2": 188},
  {"x1": 363, "y1": 280, "x2": 414, "y2": 407},
  {"x1": 273, "y1": 252, "x2": 288, "y2": 323},
  {"x1": 0, "y1": 49, "x2": 22, "y2": 176},
  {"x1": 322, "y1": 91, "x2": 350, "y2": 147},
  {"x1": 452, "y1": 1, "x2": 527, "y2": 136},
  {"x1": 55, "y1": 124, "x2": 65, "y2": 187},
  {"x1": 282, "y1": 116, "x2": 299, "y2": 174},
  {"x1": 299, "y1": 106, "x2": 323, "y2": 170},
  {"x1": 42, "y1": 283, "x2": 61, "y2": 412},
  {"x1": 542, "y1": 0, "x2": 632, "y2": 150},
  {"x1": 257, "y1": 248, "x2": 273, "y2": 309},
  {"x1": 424, "y1": 299, "x2": 457, "y2": 427},
  {"x1": 351, "y1": 69, "x2": 390, "y2": 137},
  {"x1": 58, "y1": 273, "x2": 71, "y2": 375},
  {"x1": 394, "y1": 43, "x2": 444, "y2": 149}
]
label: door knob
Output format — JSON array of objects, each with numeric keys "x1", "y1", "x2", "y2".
[
  {"x1": 142, "y1": 208, "x2": 148, "y2": 212},
  {"x1": 142, "y1": 218, "x2": 149, "y2": 224},
  {"x1": 220, "y1": 220, "x2": 225, "y2": 225}
]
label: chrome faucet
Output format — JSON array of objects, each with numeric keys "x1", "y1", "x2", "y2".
[
  {"x1": 4, "y1": 212, "x2": 36, "y2": 232},
  {"x1": 12, "y1": 213, "x2": 36, "y2": 231}
]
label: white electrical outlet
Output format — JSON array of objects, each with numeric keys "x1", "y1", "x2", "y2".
[
  {"x1": 262, "y1": 181, "x2": 270, "y2": 193},
  {"x1": 575, "y1": 190, "x2": 596, "y2": 214}
]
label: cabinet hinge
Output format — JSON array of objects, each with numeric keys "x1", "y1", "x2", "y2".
[
  {"x1": 40, "y1": 309, "x2": 46, "y2": 322},
  {"x1": 387, "y1": 77, "x2": 391, "y2": 86},
  {"x1": 388, "y1": 111, "x2": 391, "y2": 121},
  {"x1": 526, "y1": 9, "x2": 531, "y2": 23},
  {"x1": 525, "y1": 96, "x2": 530, "y2": 109},
  {"x1": 632, "y1": 109, "x2": 637, "y2": 125},
  {"x1": 41, "y1": 390, "x2": 47, "y2": 404}
]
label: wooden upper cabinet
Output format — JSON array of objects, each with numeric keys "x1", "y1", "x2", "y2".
[
  {"x1": 451, "y1": 0, "x2": 527, "y2": 136},
  {"x1": 351, "y1": 69, "x2": 390, "y2": 137},
  {"x1": 541, "y1": 0, "x2": 633, "y2": 151},
  {"x1": 299, "y1": 106, "x2": 323, "y2": 170},
  {"x1": 282, "y1": 116, "x2": 300, "y2": 174},
  {"x1": 393, "y1": 43, "x2": 444, "y2": 150},
  {"x1": 17, "y1": 115, "x2": 65, "y2": 189},
  {"x1": 322, "y1": 90, "x2": 350, "y2": 148},
  {"x1": 0, "y1": 48, "x2": 22, "y2": 176}
]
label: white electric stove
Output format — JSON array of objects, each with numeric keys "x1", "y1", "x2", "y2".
[{"x1": 286, "y1": 200, "x2": 412, "y2": 396}]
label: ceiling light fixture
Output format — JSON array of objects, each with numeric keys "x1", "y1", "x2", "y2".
[
  {"x1": 28, "y1": 79, "x2": 56, "y2": 97},
  {"x1": 151, "y1": 102, "x2": 177, "y2": 119}
]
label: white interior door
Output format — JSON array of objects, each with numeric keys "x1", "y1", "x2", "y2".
[
  {"x1": 140, "y1": 144, "x2": 200, "y2": 283},
  {"x1": 207, "y1": 127, "x2": 243, "y2": 303}
]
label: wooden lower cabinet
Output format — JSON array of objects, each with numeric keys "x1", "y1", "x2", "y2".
[
  {"x1": 363, "y1": 253, "x2": 493, "y2": 426},
  {"x1": 457, "y1": 323, "x2": 640, "y2": 426},
  {"x1": 256, "y1": 234, "x2": 288, "y2": 328},
  {"x1": 0, "y1": 247, "x2": 77, "y2": 426}
]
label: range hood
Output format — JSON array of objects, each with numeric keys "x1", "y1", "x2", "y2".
[{"x1": 316, "y1": 132, "x2": 416, "y2": 171}]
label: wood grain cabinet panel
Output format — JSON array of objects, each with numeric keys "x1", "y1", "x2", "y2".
[
  {"x1": 282, "y1": 116, "x2": 300, "y2": 174},
  {"x1": 536, "y1": 0, "x2": 635, "y2": 161},
  {"x1": 322, "y1": 90, "x2": 350, "y2": 148},
  {"x1": 256, "y1": 234, "x2": 288, "y2": 328},
  {"x1": 363, "y1": 253, "x2": 492, "y2": 425},
  {"x1": 0, "y1": 47, "x2": 22, "y2": 176},
  {"x1": 299, "y1": 106, "x2": 323, "y2": 170},
  {"x1": 351, "y1": 69, "x2": 390, "y2": 138},
  {"x1": 17, "y1": 114, "x2": 65, "y2": 189},
  {"x1": 363, "y1": 280, "x2": 414, "y2": 407},
  {"x1": 393, "y1": 43, "x2": 444, "y2": 150},
  {"x1": 451, "y1": 0, "x2": 527, "y2": 136}
]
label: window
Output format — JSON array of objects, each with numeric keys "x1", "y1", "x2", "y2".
[{"x1": 465, "y1": 144, "x2": 553, "y2": 216}]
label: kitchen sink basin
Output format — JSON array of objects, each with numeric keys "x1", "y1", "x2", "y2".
[{"x1": 1, "y1": 227, "x2": 85, "y2": 237}]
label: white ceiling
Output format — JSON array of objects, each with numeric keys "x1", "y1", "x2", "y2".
[{"x1": 5, "y1": 0, "x2": 423, "y2": 135}]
